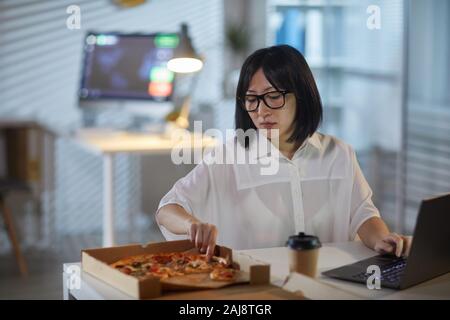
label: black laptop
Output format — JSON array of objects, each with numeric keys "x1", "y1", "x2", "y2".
[{"x1": 322, "y1": 193, "x2": 450, "y2": 290}]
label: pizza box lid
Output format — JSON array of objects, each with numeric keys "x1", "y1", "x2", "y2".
[{"x1": 81, "y1": 240, "x2": 272, "y2": 299}]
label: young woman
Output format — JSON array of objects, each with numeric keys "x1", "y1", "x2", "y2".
[{"x1": 156, "y1": 45, "x2": 411, "y2": 258}]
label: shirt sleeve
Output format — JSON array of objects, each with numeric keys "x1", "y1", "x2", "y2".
[
  {"x1": 156, "y1": 161, "x2": 212, "y2": 241},
  {"x1": 348, "y1": 148, "x2": 381, "y2": 240}
]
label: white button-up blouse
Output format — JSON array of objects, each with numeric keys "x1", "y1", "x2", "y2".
[{"x1": 157, "y1": 132, "x2": 380, "y2": 250}]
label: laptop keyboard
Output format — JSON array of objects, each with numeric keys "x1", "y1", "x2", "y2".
[{"x1": 352, "y1": 258, "x2": 407, "y2": 284}]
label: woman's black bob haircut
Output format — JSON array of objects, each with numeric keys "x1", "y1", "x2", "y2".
[{"x1": 235, "y1": 44, "x2": 323, "y2": 148}]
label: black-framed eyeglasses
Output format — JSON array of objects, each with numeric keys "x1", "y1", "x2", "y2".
[{"x1": 241, "y1": 90, "x2": 290, "y2": 112}]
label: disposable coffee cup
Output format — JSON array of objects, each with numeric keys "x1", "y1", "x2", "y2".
[{"x1": 286, "y1": 232, "x2": 321, "y2": 278}]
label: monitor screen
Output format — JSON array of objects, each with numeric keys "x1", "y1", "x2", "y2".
[{"x1": 79, "y1": 32, "x2": 179, "y2": 102}]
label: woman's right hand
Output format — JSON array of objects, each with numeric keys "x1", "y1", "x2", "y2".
[{"x1": 187, "y1": 220, "x2": 218, "y2": 259}]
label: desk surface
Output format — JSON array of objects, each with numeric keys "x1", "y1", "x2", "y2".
[
  {"x1": 239, "y1": 242, "x2": 450, "y2": 300},
  {"x1": 63, "y1": 241, "x2": 450, "y2": 300},
  {"x1": 72, "y1": 128, "x2": 217, "y2": 154}
]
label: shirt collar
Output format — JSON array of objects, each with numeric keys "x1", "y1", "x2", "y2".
[
  {"x1": 307, "y1": 132, "x2": 322, "y2": 150},
  {"x1": 245, "y1": 132, "x2": 280, "y2": 161},
  {"x1": 246, "y1": 131, "x2": 322, "y2": 161}
]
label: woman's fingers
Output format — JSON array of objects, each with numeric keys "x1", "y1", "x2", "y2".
[
  {"x1": 206, "y1": 225, "x2": 218, "y2": 259},
  {"x1": 395, "y1": 235, "x2": 404, "y2": 257},
  {"x1": 200, "y1": 225, "x2": 211, "y2": 254},
  {"x1": 195, "y1": 224, "x2": 203, "y2": 249},
  {"x1": 401, "y1": 235, "x2": 413, "y2": 257},
  {"x1": 189, "y1": 222, "x2": 218, "y2": 257},
  {"x1": 189, "y1": 223, "x2": 197, "y2": 243},
  {"x1": 375, "y1": 240, "x2": 394, "y2": 254},
  {"x1": 378, "y1": 233, "x2": 404, "y2": 257},
  {"x1": 375, "y1": 233, "x2": 413, "y2": 258},
  {"x1": 386, "y1": 233, "x2": 404, "y2": 257}
]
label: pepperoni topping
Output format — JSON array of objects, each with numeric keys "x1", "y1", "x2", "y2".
[{"x1": 152, "y1": 255, "x2": 172, "y2": 265}]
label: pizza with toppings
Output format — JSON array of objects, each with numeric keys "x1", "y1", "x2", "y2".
[
  {"x1": 110, "y1": 252, "x2": 238, "y2": 282},
  {"x1": 209, "y1": 267, "x2": 237, "y2": 281}
]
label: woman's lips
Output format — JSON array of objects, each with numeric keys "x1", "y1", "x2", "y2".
[{"x1": 259, "y1": 122, "x2": 277, "y2": 129}]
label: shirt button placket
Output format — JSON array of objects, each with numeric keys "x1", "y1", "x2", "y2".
[{"x1": 289, "y1": 162, "x2": 305, "y2": 234}]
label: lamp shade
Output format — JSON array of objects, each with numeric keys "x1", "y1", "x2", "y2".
[{"x1": 167, "y1": 24, "x2": 203, "y2": 73}]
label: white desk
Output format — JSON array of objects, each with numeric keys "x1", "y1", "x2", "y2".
[
  {"x1": 72, "y1": 129, "x2": 217, "y2": 247},
  {"x1": 62, "y1": 241, "x2": 450, "y2": 300}
]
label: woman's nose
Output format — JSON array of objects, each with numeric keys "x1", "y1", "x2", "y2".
[{"x1": 257, "y1": 99, "x2": 271, "y2": 116}]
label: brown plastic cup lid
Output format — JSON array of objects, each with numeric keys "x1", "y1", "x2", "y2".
[{"x1": 286, "y1": 232, "x2": 322, "y2": 250}]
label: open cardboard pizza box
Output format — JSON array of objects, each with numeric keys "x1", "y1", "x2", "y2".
[{"x1": 81, "y1": 240, "x2": 304, "y2": 300}]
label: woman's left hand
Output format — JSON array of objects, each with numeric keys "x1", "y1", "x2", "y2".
[{"x1": 374, "y1": 233, "x2": 413, "y2": 257}]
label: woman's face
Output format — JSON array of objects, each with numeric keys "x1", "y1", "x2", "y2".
[{"x1": 246, "y1": 68, "x2": 296, "y2": 142}]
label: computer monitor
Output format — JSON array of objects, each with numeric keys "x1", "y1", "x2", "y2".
[{"x1": 79, "y1": 32, "x2": 179, "y2": 102}]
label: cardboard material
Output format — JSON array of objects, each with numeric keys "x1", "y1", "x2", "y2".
[
  {"x1": 160, "y1": 269, "x2": 250, "y2": 291},
  {"x1": 288, "y1": 247, "x2": 320, "y2": 277},
  {"x1": 156, "y1": 284, "x2": 304, "y2": 300},
  {"x1": 82, "y1": 240, "x2": 291, "y2": 299}
]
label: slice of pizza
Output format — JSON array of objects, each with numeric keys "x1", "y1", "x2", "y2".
[
  {"x1": 110, "y1": 255, "x2": 150, "y2": 275},
  {"x1": 184, "y1": 258, "x2": 213, "y2": 274},
  {"x1": 211, "y1": 255, "x2": 230, "y2": 266},
  {"x1": 146, "y1": 266, "x2": 181, "y2": 279},
  {"x1": 110, "y1": 252, "x2": 238, "y2": 282},
  {"x1": 149, "y1": 253, "x2": 174, "y2": 266},
  {"x1": 209, "y1": 268, "x2": 237, "y2": 281}
]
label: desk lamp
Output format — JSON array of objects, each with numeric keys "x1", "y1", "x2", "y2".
[{"x1": 166, "y1": 23, "x2": 203, "y2": 129}]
